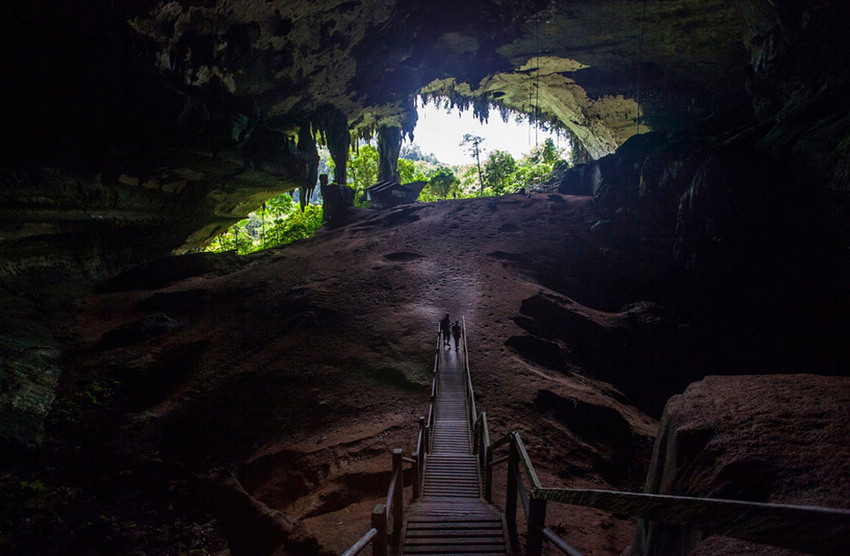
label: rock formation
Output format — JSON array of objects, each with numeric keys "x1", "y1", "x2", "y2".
[
  {"x1": 2, "y1": 0, "x2": 761, "y2": 295},
  {"x1": 1, "y1": 0, "x2": 850, "y2": 553},
  {"x1": 633, "y1": 374, "x2": 850, "y2": 555}
]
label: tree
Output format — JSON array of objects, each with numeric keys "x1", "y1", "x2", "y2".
[
  {"x1": 460, "y1": 133, "x2": 485, "y2": 192},
  {"x1": 425, "y1": 166, "x2": 460, "y2": 198},
  {"x1": 205, "y1": 192, "x2": 323, "y2": 254},
  {"x1": 398, "y1": 158, "x2": 428, "y2": 184},
  {"x1": 346, "y1": 144, "x2": 379, "y2": 204},
  {"x1": 400, "y1": 143, "x2": 440, "y2": 164},
  {"x1": 539, "y1": 138, "x2": 559, "y2": 164},
  {"x1": 483, "y1": 150, "x2": 517, "y2": 194}
]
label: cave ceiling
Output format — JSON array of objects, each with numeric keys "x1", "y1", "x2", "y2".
[
  {"x1": 1, "y1": 0, "x2": 750, "y2": 292},
  {"x1": 4, "y1": 0, "x2": 750, "y2": 192},
  {"x1": 127, "y1": 0, "x2": 747, "y2": 158}
]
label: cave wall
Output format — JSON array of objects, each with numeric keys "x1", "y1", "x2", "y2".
[
  {"x1": 633, "y1": 375, "x2": 850, "y2": 555},
  {"x1": 2, "y1": 0, "x2": 850, "y2": 447},
  {"x1": 1, "y1": 0, "x2": 755, "y2": 296}
]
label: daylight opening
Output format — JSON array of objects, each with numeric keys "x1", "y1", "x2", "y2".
[
  {"x1": 395, "y1": 96, "x2": 573, "y2": 201},
  {"x1": 204, "y1": 96, "x2": 575, "y2": 255}
]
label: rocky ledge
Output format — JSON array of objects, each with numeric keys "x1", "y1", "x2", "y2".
[{"x1": 634, "y1": 374, "x2": 850, "y2": 555}]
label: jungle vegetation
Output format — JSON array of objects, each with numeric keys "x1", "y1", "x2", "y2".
[{"x1": 205, "y1": 138, "x2": 568, "y2": 254}]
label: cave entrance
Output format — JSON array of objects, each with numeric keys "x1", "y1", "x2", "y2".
[
  {"x1": 410, "y1": 96, "x2": 569, "y2": 166},
  {"x1": 366, "y1": 95, "x2": 573, "y2": 202},
  {"x1": 202, "y1": 97, "x2": 574, "y2": 256}
]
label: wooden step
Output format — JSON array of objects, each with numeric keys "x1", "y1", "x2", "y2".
[{"x1": 402, "y1": 342, "x2": 507, "y2": 555}]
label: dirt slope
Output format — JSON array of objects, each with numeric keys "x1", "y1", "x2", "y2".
[{"x1": 7, "y1": 194, "x2": 668, "y2": 554}]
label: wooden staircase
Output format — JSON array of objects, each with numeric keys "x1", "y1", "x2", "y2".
[
  {"x1": 402, "y1": 338, "x2": 508, "y2": 555},
  {"x1": 345, "y1": 322, "x2": 850, "y2": 556}
]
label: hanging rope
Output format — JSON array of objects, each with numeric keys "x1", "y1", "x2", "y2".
[
  {"x1": 525, "y1": 82, "x2": 534, "y2": 145},
  {"x1": 635, "y1": 0, "x2": 648, "y2": 135},
  {"x1": 535, "y1": 16, "x2": 541, "y2": 145}
]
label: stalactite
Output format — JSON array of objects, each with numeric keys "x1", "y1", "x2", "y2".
[
  {"x1": 319, "y1": 107, "x2": 350, "y2": 186},
  {"x1": 377, "y1": 125, "x2": 402, "y2": 183},
  {"x1": 401, "y1": 110, "x2": 417, "y2": 143},
  {"x1": 297, "y1": 122, "x2": 319, "y2": 210}
]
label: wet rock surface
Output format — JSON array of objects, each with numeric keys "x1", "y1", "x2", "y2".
[
  {"x1": 633, "y1": 374, "x2": 850, "y2": 555},
  {"x1": 1, "y1": 1, "x2": 850, "y2": 554},
  {"x1": 3, "y1": 186, "x2": 845, "y2": 554},
  {"x1": 0, "y1": 318, "x2": 61, "y2": 446}
]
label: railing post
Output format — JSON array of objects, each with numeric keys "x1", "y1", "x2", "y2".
[
  {"x1": 414, "y1": 416, "x2": 425, "y2": 499},
  {"x1": 372, "y1": 504, "x2": 387, "y2": 556},
  {"x1": 485, "y1": 444, "x2": 494, "y2": 502},
  {"x1": 412, "y1": 453, "x2": 420, "y2": 500},
  {"x1": 392, "y1": 448, "x2": 403, "y2": 548},
  {"x1": 506, "y1": 433, "x2": 520, "y2": 552},
  {"x1": 527, "y1": 496, "x2": 548, "y2": 556}
]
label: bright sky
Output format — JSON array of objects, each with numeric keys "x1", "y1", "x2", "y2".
[{"x1": 406, "y1": 99, "x2": 566, "y2": 166}]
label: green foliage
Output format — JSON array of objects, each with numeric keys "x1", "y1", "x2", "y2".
[
  {"x1": 422, "y1": 166, "x2": 460, "y2": 199},
  {"x1": 460, "y1": 133, "x2": 485, "y2": 156},
  {"x1": 400, "y1": 144, "x2": 440, "y2": 164},
  {"x1": 347, "y1": 144, "x2": 379, "y2": 203},
  {"x1": 205, "y1": 192, "x2": 323, "y2": 255},
  {"x1": 266, "y1": 203, "x2": 323, "y2": 245},
  {"x1": 536, "y1": 138, "x2": 560, "y2": 164},
  {"x1": 398, "y1": 158, "x2": 428, "y2": 184},
  {"x1": 460, "y1": 134, "x2": 485, "y2": 191},
  {"x1": 446, "y1": 139, "x2": 570, "y2": 198},
  {"x1": 482, "y1": 150, "x2": 517, "y2": 194}
]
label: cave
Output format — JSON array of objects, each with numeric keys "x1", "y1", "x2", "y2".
[{"x1": 1, "y1": 1, "x2": 849, "y2": 554}]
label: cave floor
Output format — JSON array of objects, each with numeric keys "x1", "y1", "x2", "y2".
[{"x1": 2, "y1": 193, "x2": 709, "y2": 554}]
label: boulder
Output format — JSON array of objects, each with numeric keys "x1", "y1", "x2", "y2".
[
  {"x1": 510, "y1": 292, "x2": 696, "y2": 416},
  {"x1": 99, "y1": 313, "x2": 178, "y2": 348},
  {"x1": 559, "y1": 132, "x2": 669, "y2": 209},
  {"x1": 320, "y1": 183, "x2": 355, "y2": 227},
  {"x1": 0, "y1": 317, "x2": 61, "y2": 446},
  {"x1": 632, "y1": 374, "x2": 850, "y2": 555},
  {"x1": 558, "y1": 162, "x2": 600, "y2": 196}
]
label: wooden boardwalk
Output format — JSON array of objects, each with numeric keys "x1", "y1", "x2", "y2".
[{"x1": 402, "y1": 338, "x2": 508, "y2": 555}]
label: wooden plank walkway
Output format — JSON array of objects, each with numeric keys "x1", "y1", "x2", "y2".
[{"x1": 402, "y1": 338, "x2": 508, "y2": 555}]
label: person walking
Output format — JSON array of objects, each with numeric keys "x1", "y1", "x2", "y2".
[
  {"x1": 451, "y1": 320, "x2": 461, "y2": 351},
  {"x1": 440, "y1": 313, "x2": 451, "y2": 347}
]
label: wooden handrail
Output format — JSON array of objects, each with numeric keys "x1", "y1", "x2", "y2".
[
  {"x1": 513, "y1": 431, "x2": 542, "y2": 489},
  {"x1": 488, "y1": 431, "x2": 513, "y2": 452},
  {"x1": 342, "y1": 447, "x2": 412, "y2": 555},
  {"x1": 341, "y1": 528, "x2": 377, "y2": 556},
  {"x1": 461, "y1": 317, "x2": 476, "y2": 433},
  {"x1": 482, "y1": 429, "x2": 850, "y2": 556},
  {"x1": 344, "y1": 325, "x2": 443, "y2": 554},
  {"x1": 543, "y1": 527, "x2": 582, "y2": 556},
  {"x1": 345, "y1": 320, "x2": 850, "y2": 556},
  {"x1": 534, "y1": 487, "x2": 850, "y2": 555}
]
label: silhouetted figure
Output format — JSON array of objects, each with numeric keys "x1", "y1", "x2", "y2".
[
  {"x1": 452, "y1": 321, "x2": 461, "y2": 350},
  {"x1": 440, "y1": 314, "x2": 451, "y2": 347}
]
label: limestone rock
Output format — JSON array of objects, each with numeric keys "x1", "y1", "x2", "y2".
[
  {"x1": 320, "y1": 183, "x2": 355, "y2": 227},
  {"x1": 633, "y1": 374, "x2": 850, "y2": 555},
  {"x1": 510, "y1": 291, "x2": 695, "y2": 416},
  {"x1": 99, "y1": 251, "x2": 242, "y2": 293},
  {"x1": 99, "y1": 313, "x2": 179, "y2": 349},
  {"x1": 0, "y1": 317, "x2": 61, "y2": 446}
]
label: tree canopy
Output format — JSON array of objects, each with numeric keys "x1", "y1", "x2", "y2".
[{"x1": 205, "y1": 193, "x2": 322, "y2": 255}]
